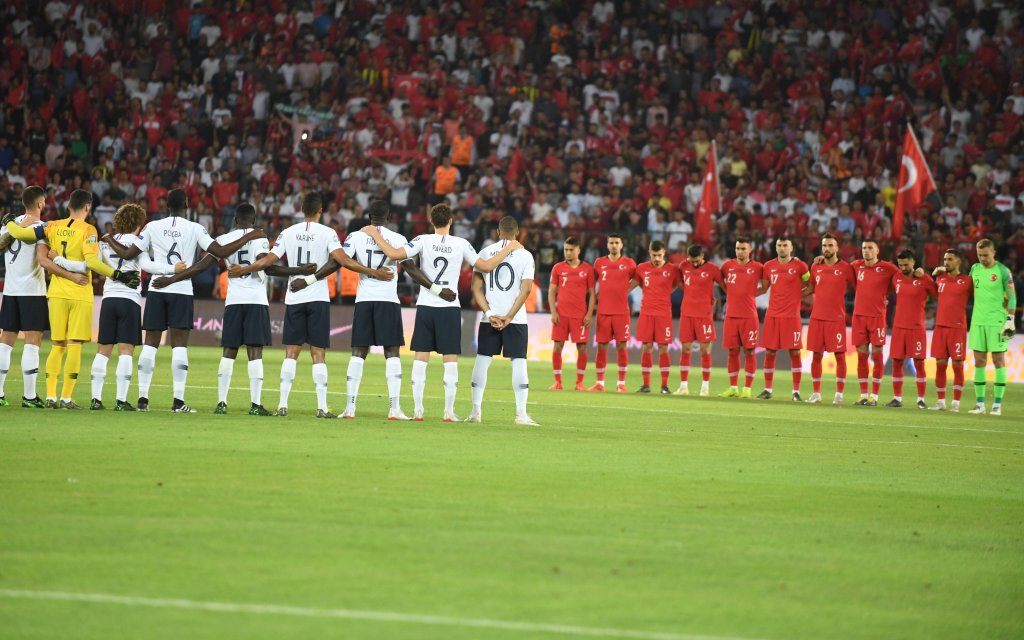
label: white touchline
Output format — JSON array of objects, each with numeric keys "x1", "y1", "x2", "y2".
[{"x1": 0, "y1": 589, "x2": 764, "y2": 640}]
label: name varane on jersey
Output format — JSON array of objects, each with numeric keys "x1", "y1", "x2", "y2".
[{"x1": 270, "y1": 221, "x2": 342, "y2": 305}]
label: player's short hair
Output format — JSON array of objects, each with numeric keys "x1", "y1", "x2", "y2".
[
  {"x1": 368, "y1": 199, "x2": 390, "y2": 224},
  {"x1": 564, "y1": 236, "x2": 579, "y2": 247},
  {"x1": 22, "y1": 185, "x2": 46, "y2": 210},
  {"x1": 498, "y1": 215, "x2": 519, "y2": 237},
  {"x1": 861, "y1": 239, "x2": 879, "y2": 247},
  {"x1": 976, "y1": 238, "x2": 995, "y2": 250},
  {"x1": 943, "y1": 247, "x2": 961, "y2": 258},
  {"x1": 112, "y1": 203, "x2": 146, "y2": 233},
  {"x1": 429, "y1": 203, "x2": 452, "y2": 228},
  {"x1": 735, "y1": 235, "x2": 751, "y2": 245},
  {"x1": 821, "y1": 232, "x2": 838, "y2": 243},
  {"x1": 167, "y1": 188, "x2": 188, "y2": 214},
  {"x1": 686, "y1": 244, "x2": 703, "y2": 258},
  {"x1": 235, "y1": 203, "x2": 257, "y2": 226},
  {"x1": 607, "y1": 233, "x2": 622, "y2": 240},
  {"x1": 302, "y1": 192, "x2": 322, "y2": 216},
  {"x1": 775, "y1": 236, "x2": 793, "y2": 244},
  {"x1": 68, "y1": 189, "x2": 92, "y2": 212},
  {"x1": 896, "y1": 249, "x2": 916, "y2": 262},
  {"x1": 649, "y1": 240, "x2": 666, "y2": 253}
]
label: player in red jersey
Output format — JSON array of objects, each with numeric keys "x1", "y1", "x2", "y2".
[
  {"x1": 929, "y1": 248, "x2": 972, "y2": 412},
  {"x1": 806, "y1": 233, "x2": 856, "y2": 405},
  {"x1": 631, "y1": 240, "x2": 681, "y2": 393},
  {"x1": 758, "y1": 237, "x2": 810, "y2": 401},
  {"x1": 547, "y1": 237, "x2": 596, "y2": 391},
  {"x1": 719, "y1": 236, "x2": 764, "y2": 398},
  {"x1": 591, "y1": 234, "x2": 637, "y2": 392},
  {"x1": 849, "y1": 240, "x2": 900, "y2": 406},
  {"x1": 886, "y1": 250, "x2": 936, "y2": 409},
  {"x1": 675, "y1": 244, "x2": 722, "y2": 396}
]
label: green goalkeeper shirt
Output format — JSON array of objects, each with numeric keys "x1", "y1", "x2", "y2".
[{"x1": 969, "y1": 261, "x2": 1016, "y2": 326}]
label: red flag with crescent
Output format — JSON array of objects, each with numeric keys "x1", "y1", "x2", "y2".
[
  {"x1": 893, "y1": 125, "x2": 938, "y2": 239},
  {"x1": 694, "y1": 141, "x2": 720, "y2": 245},
  {"x1": 911, "y1": 60, "x2": 943, "y2": 93}
]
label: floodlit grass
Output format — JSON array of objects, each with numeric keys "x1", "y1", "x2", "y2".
[{"x1": 1, "y1": 345, "x2": 1022, "y2": 640}]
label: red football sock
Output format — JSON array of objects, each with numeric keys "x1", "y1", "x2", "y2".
[
  {"x1": 576, "y1": 349, "x2": 587, "y2": 385},
  {"x1": 595, "y1": 350, "x2": 608, "y2": 384},
  {"x1": 857, "y1": 351, "x2": 869, "y2": 395},
  {"x1": 871, "y1": 352, "x2": 884, "y2": 396},
  {"x1": 790, "y1": 352, "x2": 802, "y2": 392},
  {"x1": 835, "y1": 355, "x2": 847, "y2": 394},
  {"x1": 552, "y1": 351, "x2": 562, "y2": 384},
  {"x1": 701, "y1": 353, "x2": 712, "y2": 383},
  {"x1": 641, "y1": 352, "x2": 652, "y2": 386},
  {"x1": 728, "y1": 350, "x2": 740, "y2": 387},
  {"x1": 811, "y1": 352, "x2": 823, "y2": 394},
  {"x1": 935, "y1": 361, "x2": 947, "y2": 400},
  {"x1": 764, "y1": 352, "x2": 777, "y2": 390},
  {"x1": 659, "y1": 352, "x2": 670, "y2": 387},
  {"x1": 744, "y1": 352, "x2": 756, "y2": 388},
  {"x1": 892, "y1": 358, "x2": 904, "y2": 397},
  {"x1": 679, "y1": 351, "x2": 691, "y2": 383},
  {"x1": 952, "y1": 362, "x2": 964, "y2": 401},
  {"x1": 617, "y1": 349, "x2": 628, "y2": 384},
  {"x1": 914, "y1": 358, "x2": 926, "y2": 399}
]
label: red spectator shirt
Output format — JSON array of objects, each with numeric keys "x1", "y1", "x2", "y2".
[
  {"x1": 551, "y1": 260, "x2": 595, "y2": 319},
  {"x1": 594, "y1": 256, "x2": 636, "y2": 315},
  {"x1": 892, "y1": 273, "x2": 936, "y2": 329},
  {"x1": 763, "y1": 258, "x2": 809, "y2": 318},
  {"x1": 634, "y1": 261, "x2": 681, "y2": 317},
  {"x1": 851, "y1": 259, "x2": 900, "y2": 318},
  {"x1": 678, "y1": 261, "x2": 722, "y2": 318},
  {"x1": 721, "y1": 259, "x2": 763, "y2": 319},
  {"x1": 810, "y1": 260, "x2": 856, "y2": 321},
  {"x1": 934, "y1": 273, "x2": 973, "y2": 328}
]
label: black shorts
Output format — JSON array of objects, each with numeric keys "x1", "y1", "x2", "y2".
[
  {"x1": 283, "y1": 301, "x2": 330, "y2": 348},
  {"x1": 222, "y1": 304, "x2": 272, "y2": 348},
  {"x1": 98, "y1": 297, "x2": 141, "y2": 345},
  {"x1": 477, "y1": 322, "x2": 528, "y2": 359},
  {"x1": 352, "y1": 301, "x2": 404, "y2": 348},
  {"x1": 410, "y1": 306, "x2": 461, "y2": 355},
  {"x1": 0, "y1": 295, "x2": 49, "y2": 332},
  {"x1": 143, "y1": 291, "x2": 194, "y2": 331}
]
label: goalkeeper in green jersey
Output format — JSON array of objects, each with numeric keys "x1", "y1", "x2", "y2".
[{"x1": 967, "y1": 239, "x2": 1017, "y2": 416}]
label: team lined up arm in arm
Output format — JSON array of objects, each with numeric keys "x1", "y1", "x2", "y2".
[{"x1": 35, "y1": 244, "x2": 89, "y2": 286}]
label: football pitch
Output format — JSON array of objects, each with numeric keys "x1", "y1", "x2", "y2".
[{"x1": 1, "y1": 345, "x2": 1022, "y2": 640}]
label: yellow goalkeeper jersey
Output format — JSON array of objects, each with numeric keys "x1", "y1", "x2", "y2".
[{"x1": 44, "y1": 218, "x2": 101, "y2": 303}]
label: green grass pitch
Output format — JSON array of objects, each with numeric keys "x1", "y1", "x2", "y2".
[{"x1": 1, "y1": 344, "x2": 1022, "y2": 640}]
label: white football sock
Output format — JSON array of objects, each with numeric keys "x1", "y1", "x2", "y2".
[
  {"x1": 385, "y1": 357, "x2": 402, "y2": 411},
  {"x1": 248, "y1": 359, "x2": 263, "y2": 405},
  {"x1": 91, "y1": 353, "x2": 109, "y2": 401},
  {"x1": 346, "y1": 356, "x2": 364, "y2": 410},
  {"x1": 278, "y1": 358, "x2": 296, "y2": 409},
  {"x1": 443, "y1": 361, "x2": 458, "y2": 415},
  {"x1": 471, "y1": 355, "x2": 492, "y2": 413},
  {"x1": 171, "y1": 347, "x2": 189, "y2": 401},
  {"x1": 512, "y1": 358, "x2": 529, "y2": 416},
  {"x1": 22, "y1": 343, "x2": 40, "y2": 399},
  {"x1": 411, "y1": 359, "x2": 427, "y2": 413},
  {"x1": 312, "y1": 362, "x2": 329, "y2": 412},
  {"x1": 137, "y1": 345, "x2": 157, "y2": 399},
  {"x1": 115, "y1": 355, "x2": 133, "y2": 402},
  {"x1": 217, "y1": 357, "x2": 234, "y2": 404},
  {"x1": 0, "y1": 343, "x2": 11, "y2": 396}
]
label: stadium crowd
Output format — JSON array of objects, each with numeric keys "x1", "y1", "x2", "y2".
[{"x1": 0, "y1": 0, "x2": 1023, "y2": 314}]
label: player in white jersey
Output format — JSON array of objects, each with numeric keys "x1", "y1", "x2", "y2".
[
  {"x1": 0, "y1": 186, "x2": 58, "y2": 408},
  {"x1": 361, "y1": 203, "x2": 521, "y2": 421},
  {"x1": 102, "y1": 189, "x2": 263, "y2": 412},
  {"x1": 80, "y1": 203, "x2": 183, "y2": 411},
  {"x1": 468, "y1": 216, "x2": 539, "y2": 426},
  {"x1": 233, "y1": 193, "x2": 393, "y2": 418}
]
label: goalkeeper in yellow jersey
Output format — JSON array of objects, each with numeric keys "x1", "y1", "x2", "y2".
[{"x1": 3, "y1": 189, "x2": 140, "y2": 408}]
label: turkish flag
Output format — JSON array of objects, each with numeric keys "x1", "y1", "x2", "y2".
[
  {"x1": 693, "y1": 141, "x2": 720, "y2": 245},
  {"x1": 911, "y1": 60, "x2": 943, "y2": 93},
  {"x1": 893, "y1": 125, "x2": 938, "y2": 240},
  {"x1": 392, "y1": 74, "x2": 422, "y2": 98}
]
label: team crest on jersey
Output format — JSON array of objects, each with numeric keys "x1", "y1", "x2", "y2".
[
  {"x1": 578, "y1": 271, "x2": 586, "y2": 277},
  {"x1": 619, "y1": 264, "x2": 626, "y2": 270},
  {"x1": 787, "y1": 268, "x2": 795, "y2": 274},
  {"x1": 700, "y1": 271, "x2": 708, "y2": 278},
  {"x1": 86, "y1": 235, "x2": 97, "y2": 245},
  {"x1": 662, "y1": 271, "x2": 669, "y2": 277},
  {"x1": 990, "y1": 274, "x2": 998, "y2": 282}
]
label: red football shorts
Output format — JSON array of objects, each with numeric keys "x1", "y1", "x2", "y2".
[
  {"x1": 890, "y1": 327, "x2": 927, "y2": 359},
  {"x1": 723, "y1": 317, "x2": 759, "y2": 349},
  {"x1": 596, "y1": 313, "x2": 631, "y2": 344},
  {"x1": 678, "y1": 315, "x2": 716, "y2": 343},
  {"x1": 636, "y1": 314, "x2": 673, "y2": 344},
  {"x1": 851, "y1": 314, "x2": 887, "y2": 347},
  {"x1": 930, "y1": 326, "x2": 967, "y2": 360},
  {"x1": 760, "y1": 316, "x2": 803, "y2": 350},
  {"x1": 551, "y1": 316, "x2": 589, "y2": 344},
  {"x1": 807, "y1": 318, "x2": 848, "y2": 353}
]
